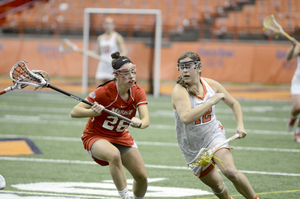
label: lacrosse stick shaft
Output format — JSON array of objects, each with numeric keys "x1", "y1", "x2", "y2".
[
  {"x1": 77, "y1": 49, "x2": 111, "y2": 64},
  {"x1": 282, "y1": 32, "x2": 300, "y2": 47},
  {"x1": 211, "y1": 134, "x2": 240, "y2": 152},
  {"x1": 46, "y1": 84, "x2": 131, "y2": 123},
  {"x1": 0, "y1": 89, "x2": 8, "y2": 95},
  {"x1": 0, "y1": 84, "x2": 19, "y2": 95},
  {"x1": 0, "y1": 87, "x2": 13, "y2": 95}
]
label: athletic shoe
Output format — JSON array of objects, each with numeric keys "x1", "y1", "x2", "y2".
[
  {"x1": 287, "y1": 117, "x2": 297, "y2": 131},
  {"x1": 294, "y1": 133, "x2": 300, "y2": 143}
]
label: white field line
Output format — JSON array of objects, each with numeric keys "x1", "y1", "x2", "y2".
[
  {"x1": 0, "y1": 104, "x2": 292, "y2": 115},
  {"x1": 0, "y1": 190, "x2": 113, "y2": 199},
  {"x1": 0, "y1": 114, "x2": 293, "y2": 136},
  {"x1": 0, "y1": 156, "x2": 299, "y2": 177},
  {"x1": 0, "y1": 134, "x2": 299, "y2": 153}
]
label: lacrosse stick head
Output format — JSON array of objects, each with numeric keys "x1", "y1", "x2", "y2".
[
  {"x1": 58, "y1": 38, "x2": 78, "y2": 53},
  {"x1": 263, "y1": 14, "x2": 284, "y2": 34},
  {"x1": 190, "y1": 148, "x2": 213, "y2": 167},
  {"x1": 10, "y1": 61, "x2": 48, "y2": 89}
]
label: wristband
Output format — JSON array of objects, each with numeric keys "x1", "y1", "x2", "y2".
[{"x1": 138, "y1": 123, "x2": 142, "y2": 128}]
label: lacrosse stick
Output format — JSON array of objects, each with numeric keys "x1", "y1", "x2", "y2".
[
  {"x1": 0, "y1": 69, "x2": 49, "y2": 95},
  {"x1": 263, "y1": 15, "x2": 300, "y2": 46},
  {"x1": 10, "y1": 61, "x2": 131, "y2": 123},
  {"x1": 58, "y1": 38, "x2": 111, "y2": 64},
  {"x1": 188, "y1": 134, "x2": 240, "y2": 168},
  {"x1": 0, "y1": 82, "x2": 28, "y2": 95}
]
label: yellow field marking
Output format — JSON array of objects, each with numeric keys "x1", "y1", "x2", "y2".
[{"x1": 0, "y1": 140, "x2": 33, "y2": 156}]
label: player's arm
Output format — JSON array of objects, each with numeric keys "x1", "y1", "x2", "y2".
[
  {"x1": 207, "y1": 78, "x2": 246, "y2": 138},
  {"x1": 172, "y1": 84, "x2": 224, "y2": 125},
  {"x1": 116, "y1": 34, "x2": 127, "y2": 56},
  {"x1": 70, "y1": 101, "x2": 103, "y2": 118},
  {"x1": 96, "y1": 35, "x2": 102, "y2": 55},
  {"x1": 286, "y1": 38, "x2": 300, "y2": 60},
  {"x1": 132, "y1": 105, "x2": 150, "y2": 129}
]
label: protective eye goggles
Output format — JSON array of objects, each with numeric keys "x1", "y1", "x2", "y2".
[
  {"x1": 177, "y1": 61, "x2": 201, "y2": 71},
  {"x1": 113, "y1": 65, "x2": 137, "y2": 78}
]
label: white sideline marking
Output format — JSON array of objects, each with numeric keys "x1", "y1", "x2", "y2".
[
  {"x1": 0, "y1": 134, "x2": 299, "y2": 153},
  {"x1": 0, "y1": 105, "x2": 291, "y2": 122},
  {"x1": 0, "y1": 157, "x2": 299, "y2": 177},
  {"x1": 0, "y1": 191, "x2": 112, "y2": 199},
  {"x1": 0, "y1": 115, "x2": 293, "y2": 136}
]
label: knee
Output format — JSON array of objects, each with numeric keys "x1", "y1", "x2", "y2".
[
  {"x1": 223, "y1": 168, "x2": 239, "y2": 182},
  {"x1": 108, "y1": 152, "x2": 122, "y2": 166},
  {"x1": 293, "y1": 104, "x2": 300, "y2": 113},
  {"x1": 134, "y1": 172, "x2": 148, "y2": 185},
  {"x1": 210, "y1": 182, "x2": 226, "y2": 194}
]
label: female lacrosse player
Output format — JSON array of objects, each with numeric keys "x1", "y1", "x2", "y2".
[
  {"x1": 171, "y1": 52, "x2": 259, "y2": 199},
  {"x1": 71, "y1": 52, "x2": 149, "y2": 199},
  {"x1": 95, "y1": 17, "x2": 127, "y2": 85},
  {"x1": 286, "y1": 37, "x2": 300, "y2": 142}
]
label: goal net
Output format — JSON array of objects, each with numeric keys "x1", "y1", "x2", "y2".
[{"x1": 82, "y1": 8, "x2": 162, "y2": 97}]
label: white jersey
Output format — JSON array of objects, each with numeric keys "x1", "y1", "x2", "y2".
[
  {"x1": 96, "y1": 32, "x2": 120, "y2": 80},
  {"x1": 291, "y1": 56, "x2": 300, "y2": 95},
  {"x1": 173, "y1": 78, "x2": 225, "y2": 164}
]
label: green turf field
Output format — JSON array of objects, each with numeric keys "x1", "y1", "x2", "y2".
[{"x1": 0, "y1": 91, "x2": 300, "y2": 199}]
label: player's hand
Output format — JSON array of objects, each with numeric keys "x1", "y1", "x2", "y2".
[
  {"x1": 236, "y1": 127, "x2": 247, "y2": 138},
  {"x1": 210, "y1": 93, "x2": 225, "y2": 105},
  {"x1": 291, "y1": 37, "x2": 298, "y2": 46},
  {"x1": 130, "y1": 117, "x2": 142, "y2": 128},
  {"x1": 91, "y1": 102, "x2": 104, "y2": 115}
]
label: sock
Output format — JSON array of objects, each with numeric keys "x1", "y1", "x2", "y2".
[
  {"x1": 118, "y1": 187, "x2": 130, "y2": 199},
  {"x1": 296, "y1": 126, "x2": 300, "y2": 134},
  {"x1": 291, "y1": 115, "x2": 297, "y2": 119},
  {"x1": 133, "y1": 194, "x2": 144, "y2": 199},
  {"x1": 254, "y1": 196, "x2": 259, "y2": 199}
]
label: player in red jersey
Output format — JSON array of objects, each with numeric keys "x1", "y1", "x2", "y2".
[{"x1": 71, "y1": 52, "x2": 150, "y2": 199}]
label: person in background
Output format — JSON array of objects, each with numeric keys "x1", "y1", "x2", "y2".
[
  {"x1": 71, "y1": 52, "x2": 149, "y2": 199},
  {"x1": 95, "y1": 16, "x2": 127, "y2": 85},
  {"x1": 286, "y1": 37, "x2": 300, "y2": 142},
  {"x1": 171, "y1": 51, "x2": 260, "y2": 199}
]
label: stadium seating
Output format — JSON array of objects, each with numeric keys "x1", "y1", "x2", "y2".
[{"x1": 0, "y1": 0, "x2": 299, "y2": 40}]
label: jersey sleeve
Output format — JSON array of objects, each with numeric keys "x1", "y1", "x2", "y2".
[
  {"x1": 134, "y1": 85, "x2": 148, "y2": 107},
  {"x1": 86, "y1": 87, "x2": 108, "y2": 105}
]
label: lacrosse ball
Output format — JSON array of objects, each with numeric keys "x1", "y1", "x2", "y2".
[{"x1": 0, "y1": 174, "x2": 5, "y2": 190}]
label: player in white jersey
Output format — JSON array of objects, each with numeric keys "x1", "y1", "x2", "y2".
[
  {"x1": 172, "y1": 52, "x2": 259, "y2": 199},
  {"x1": 95, "y1": 17, "x2": 127, "y2": 85},
  {"x1": 286, "y1": 37, "x2": 300, "y2": 142}
]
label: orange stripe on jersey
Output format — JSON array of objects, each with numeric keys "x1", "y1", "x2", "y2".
[
  {"x1": 201, "y1": 77, "x2": 215, "y2": 91},
  {"x1": 195, "y1": 78, "x2": 207, "y2": 100}
]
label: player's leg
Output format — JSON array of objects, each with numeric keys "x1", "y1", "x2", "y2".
[
  {"x1": 291, "y1": 94, "x2": 300, "y2": 141},
  {"x1": 91, "y1": 139, "x2": 128, "y2": 195},
  {"x1": 199, "y1": 167, "x2": 231, "y2": 199},
  {"x1": 214, "y1": 148, "x2": 258, "y2": 199},
  {"x1": 122, "y1": 147, "x2": 148, "y2": 198}
]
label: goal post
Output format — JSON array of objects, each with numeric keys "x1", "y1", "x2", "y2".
[{"x1": 82, "y1": 8, "x2": 162, "y2": 97}]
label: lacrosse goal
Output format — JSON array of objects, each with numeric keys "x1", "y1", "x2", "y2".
[{"x1": 82, "y1": 8, "x2": 162, "y2": 97}]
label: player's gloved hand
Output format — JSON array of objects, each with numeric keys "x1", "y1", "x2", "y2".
[
  {"x1": 91, "y1": 102, "x2": 105, "y2": 115},
  {"x1": 130, "y1": 117, "x2": 142, "y2": 128}
]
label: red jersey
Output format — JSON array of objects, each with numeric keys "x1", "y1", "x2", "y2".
[{"x1": 81, "y1": 81, "x2": 148, "y2": 148}]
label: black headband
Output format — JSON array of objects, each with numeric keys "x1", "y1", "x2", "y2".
[{"x1": 113, "y1": 58, "x2": 132, "y2": 70}]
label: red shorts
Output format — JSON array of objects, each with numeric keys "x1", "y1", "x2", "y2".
[{"x1": 81, "y1": 132, "x2": 135, "y2": 166}]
